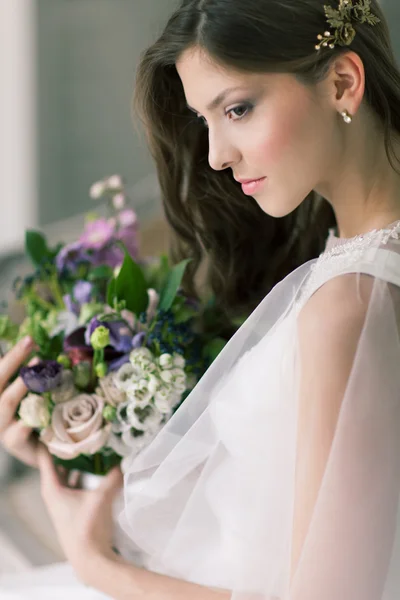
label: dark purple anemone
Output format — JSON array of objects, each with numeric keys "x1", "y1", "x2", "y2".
[{"x1": 20, "y1": 361, "x2": 63, "y2": 393}]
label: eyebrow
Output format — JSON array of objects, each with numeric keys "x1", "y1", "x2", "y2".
[{"x1": 187, "y1": 86, "x2": 247, "y2": 114}]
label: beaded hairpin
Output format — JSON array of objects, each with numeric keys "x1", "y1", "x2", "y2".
[{"x1": 315, "y1": 0, "x2": 381, "y2": 52}]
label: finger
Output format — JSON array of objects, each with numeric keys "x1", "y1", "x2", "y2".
[
  {"x1": 99, "y1": 466, "x2": 124, "y2": 496},
  {"x1": 0, "y1": 376, "x2": 31, "y2": 433},
  {"x1": 0, "y1": 337, "x2": 36, "y2": 391},
  {"x1": 1, "y1": 419, "x2": 33, "y2": 450},
  {"x1": 67, "y1": 470, "x2": 82, "y2": 489},
  {"x1": 38, "y1": 446, "x2": 61, "y2": 500}
]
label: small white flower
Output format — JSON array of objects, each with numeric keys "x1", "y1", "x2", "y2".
[
  {"x1": 138, "y1": 357, "x2": 158, "y2": 375},
  {"x1": 147, "y1": 374, "x2": 160, "y2": 395},
  {"x1": 106, "y1": 174, "x2": 123, "y2": 190},
  {"x1": 160, "y1": 370, "x2": 173, "y2": 384},
  {"x1": 172, "y1": 353, "x2": 185, "y2": 368},
  {"x1": 114, "y1": 363, "x2": 137, "y2": 391},
  {"x1": 170, "y1": 367, "x2": 187, "y2": 390},
  {"x1": 158, "y1": 353, "x2": 173, "y2": 369},
  {"x1": 112, "y1": 193, "x2": 125, "y2": 210},
  {"x1": 89, "y1": 180, "x2": 106, "y2": 199},
  {"x1": 19, "y1": 394, "x2": 50, "y2": 428},
  {"x1": 160, "y1": 367, "x2": 186, "y2": 392},
  {"x1": 126, "y1": 379, "x2": 153, "y2": 406},
  {"x1": 130, "y1": 347, "x2": 153, "y2": 362},
  {"x1": 154, "y1": 384, "x2": 174, "y2": 414}
]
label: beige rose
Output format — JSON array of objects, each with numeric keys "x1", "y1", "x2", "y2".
[
  {"x1": 40, "y1": 394, "x2": 111, "y2": 460},
  {"x1": 95, "y1": 373, "x2": 126, "y2": 407}
]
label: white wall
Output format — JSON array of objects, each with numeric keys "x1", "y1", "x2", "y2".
[{"x1": 0, "y1": 0, "x2": 37, "y2": 256}]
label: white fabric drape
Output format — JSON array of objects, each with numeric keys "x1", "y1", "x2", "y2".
[
  {"x1": 2, "y1": 223, "x2": 400, "y2": 599},
  {"x1": 119, "y1": 224, "x2": 400, "y2": 600}
]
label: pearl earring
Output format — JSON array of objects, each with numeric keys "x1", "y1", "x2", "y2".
[{"x1": 340, "y1": 110, "x2": 352, "y2": 124}]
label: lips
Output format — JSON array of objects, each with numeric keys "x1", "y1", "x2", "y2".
[{"x1": 237, "y1": 177, "x2": 267, "y2": 196}]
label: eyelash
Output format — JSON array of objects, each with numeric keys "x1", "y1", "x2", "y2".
[{"x1": 197, "y1": 103, "x2": 253, "y2": 128}]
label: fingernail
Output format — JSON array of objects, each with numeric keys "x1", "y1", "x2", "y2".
[
  {"x1": 28, "y1": 356, "x2": 40, "y2": 366},
  {"x1": 23, "y1": 336, "x2": 34, "y2": 350}
]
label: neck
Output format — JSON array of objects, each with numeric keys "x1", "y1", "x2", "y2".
[{"x1": 315, "y1": 118, "x2": 400, "y2": 239}]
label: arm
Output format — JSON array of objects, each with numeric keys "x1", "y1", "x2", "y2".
[
  {"x1": 290, "y1": 274, "x2": 370, "y2": 583},
  {"x1": 84, "y1": 554, "x2": 231, "y2": 600}
]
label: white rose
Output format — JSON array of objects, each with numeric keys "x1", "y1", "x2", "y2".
[
  {"x1": 158, "y1": 353, "x2": 173, "y2": 369},
  {"x1": 96, "y1": 373, "x2": 126, "y2": 407},
  {"x1": 89, "y1": 180, "x2": 106, "y2": 199},
  {"x1": 40, "y1": 394, "x2": 111, "y2": 460},
  {"x1": 19, "y1": 394, "x2": 50, "y2": 428}
]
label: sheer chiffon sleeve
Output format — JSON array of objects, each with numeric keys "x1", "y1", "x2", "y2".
[
  {"x1": 118, "y1": 239, "x2": 400, "y2": 600},
  {"x1": 289, "y1": 273, "x2": 400, "y2": 600}
]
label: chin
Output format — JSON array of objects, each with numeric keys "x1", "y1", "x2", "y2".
[{"x1": 256, "y1": 192, "x2": 305, "y2": 219}]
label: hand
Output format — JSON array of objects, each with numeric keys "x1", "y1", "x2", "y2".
[
  {"x1": 0, "y1": 336, "x2": 40, "y2": 467},
  {"x1": 38, "y1": 446, "x2": 124, "y2": 583}
]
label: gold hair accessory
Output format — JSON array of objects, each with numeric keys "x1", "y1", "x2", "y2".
[
  {"x1": 340, "y1": 109, "x2": 352, "y2": 123},
  {"x1": 315, "y1": 0, "x2": 381, "y2": 51}
]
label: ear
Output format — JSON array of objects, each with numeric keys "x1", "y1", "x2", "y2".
[{"x1": 324, "y1": 51, "x2": 365, "y2": 116}]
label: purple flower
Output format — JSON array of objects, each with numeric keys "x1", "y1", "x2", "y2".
[
  {"x1": 64, "y1": 327, "x2": 122, "y2": 366},
  {"x1": 85, "y1": 318, "x2": 133, "y2": 353},
  {"x1": 107, "y1": 354, "x2": 130, "y2": 372},
  {"x1": 73, "y1": 281, "x2": 93, "y2": 305},
  {"x1": 116, "y1": 210, "x2": 139, "y2": 260},
  {"x1": 56, "y1": 242, "x2": 90, "y2": 274},
  {"x1": 63, "y1": 294, "x2": 79, "y2": 316},
  {"x1": 132, "y1": 332, "x2": 145, "y2": 349},
  {"x1": 20, "y1": 361, "x2": 63, "y2": 393},
  {"x1": 79, "y1": 218, "x2": 115, "y2": 250},
  {"x1": 90, "y1": 245, "x2": 124, "y2": 269}
]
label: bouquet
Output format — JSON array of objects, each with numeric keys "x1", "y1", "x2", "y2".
[{"x1": 0, "y1": 175, "x2": 227, "y2": 475}]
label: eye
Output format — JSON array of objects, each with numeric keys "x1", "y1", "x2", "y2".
[{"x1": 226, "y1": 103, "x2": 252, "y2": 121}]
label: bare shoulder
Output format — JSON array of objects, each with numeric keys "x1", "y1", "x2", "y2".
[{"x1": 298, "y1": 272, "x2": 374, "y2": 346}]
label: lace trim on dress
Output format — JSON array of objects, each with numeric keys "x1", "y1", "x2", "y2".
[{"x1": 296, "y1": 219, "x2": 400, "y2": 310}]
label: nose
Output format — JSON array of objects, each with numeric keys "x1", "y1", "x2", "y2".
[{"x1": 208, "y1": 128, "x2": 240, "y2": 172}]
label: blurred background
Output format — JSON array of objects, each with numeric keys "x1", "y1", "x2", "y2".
[{"x1": 0, "y1": 0, "x2": 398, "y2": 575}]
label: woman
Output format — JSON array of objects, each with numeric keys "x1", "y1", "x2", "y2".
[{"x1": 1, "y1": 0, "x2": 400, "y2": 598}]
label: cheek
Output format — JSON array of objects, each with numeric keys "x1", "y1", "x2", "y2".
[{"x1": 244, "y1": 95, "x2": 321, "y2": 173}]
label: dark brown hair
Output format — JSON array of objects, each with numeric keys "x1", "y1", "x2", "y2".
[{"x1": 134, "y1": 0, "x2": 400, "y2": 322}]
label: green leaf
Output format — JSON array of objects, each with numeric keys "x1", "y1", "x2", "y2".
[
  {"x1": 115, "y1": 252, "x2": 148, "y2": 315},
  {"x1": 158, "y1": 259, "x2": 192, "y2": 312},
  {"x1": 51, "y1": 452, "x2": 120, "y2": 475},
  {"x1": 25, "y1": 230, "x2": 51, "y2": 268},
  {"x1": 203, "y1": 337, "x2": 227, "y2": 362},
  {"x1": 106, "y1": 278, "x2": 117, "y2": 307},
  {"x1": 173, "y1": 305, "x2": 199, "y2": 324},
  {"x1": 88, "y1": 265, "x2": 114, "y2": 281}
]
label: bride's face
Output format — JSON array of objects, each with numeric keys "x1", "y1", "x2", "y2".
[{"x1": 176, "y1": 47, "x2": 337, "y2": 217}]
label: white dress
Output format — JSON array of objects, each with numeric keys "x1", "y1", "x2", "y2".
[{"x1": 2, "y1": 221, "x2": 400, "y2": 600}]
